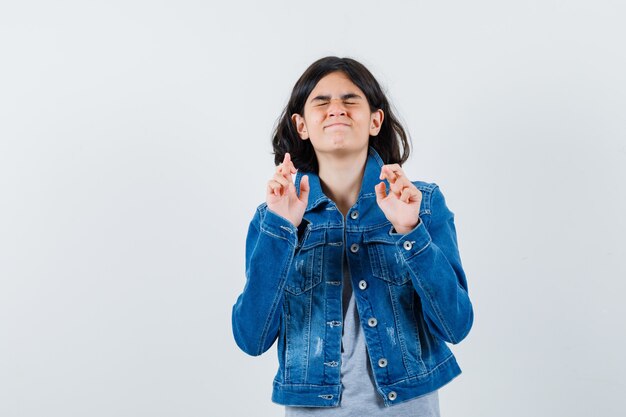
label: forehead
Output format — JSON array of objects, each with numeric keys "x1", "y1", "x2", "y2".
[{"x1": 308, "y1": 71, "x2": 364, "y2": 97}]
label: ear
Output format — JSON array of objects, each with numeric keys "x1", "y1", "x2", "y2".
[
  {"x1": 369, "y1": 109, "x2": 384, "y2": 136},
  {"x1": 291, "y1": 113, "x2": 309, "y2": 140}
]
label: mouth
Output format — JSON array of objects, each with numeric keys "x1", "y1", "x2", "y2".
[{"x1": 324, "y1": 122, "x2": 350, "y2": 129}]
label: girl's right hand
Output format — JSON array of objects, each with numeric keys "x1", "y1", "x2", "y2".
[{"x1": 266, "y1": 153, "x2": 310, "y2": 227}]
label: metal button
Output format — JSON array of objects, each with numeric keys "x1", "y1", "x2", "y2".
[
  {"x1": 403, "y1": 241, "x2": 413, "y2": 250},
  {"x1": 378, "y1": 358, "x2": 388, "y2": 368},
  {"x1": 358, "y1": 280, "x2": 367, "y2": 290},
  {"x1": 350, "y1": 210, "x2": 359, "y2": 220},
  {"x1": 368, "y1": 318, "x2": 378, "y2": 327},
  {"x1": 388, "y1": 391, "x2": 397, "y2": 401},
  {"x1": 350, "y1": 243, "x2": 359, "y2": 253}
]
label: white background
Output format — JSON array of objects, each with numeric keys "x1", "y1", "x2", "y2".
[{"x1": 1, "y1": 1, "x2": 625, "y2": 416}]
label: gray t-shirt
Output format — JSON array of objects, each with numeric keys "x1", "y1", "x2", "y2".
[{"x1": 285, "y1": 256, "x2": 440, "y2": 417}]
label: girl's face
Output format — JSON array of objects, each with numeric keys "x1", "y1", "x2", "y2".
[{"x1": 291, "y1": 71, "x2": 384, "y2": 159}]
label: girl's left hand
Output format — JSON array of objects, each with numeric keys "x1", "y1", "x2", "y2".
[{"x1": 375, "y1": 164, "x2": 422, "y2": 234}]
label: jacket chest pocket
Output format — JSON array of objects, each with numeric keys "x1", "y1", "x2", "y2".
[
  {"x1": 364, "y1": 230, "x2": 411, "y2": 286},
  {"x1": 285, "y1": 228, "x2": 325, "y2": 295}
]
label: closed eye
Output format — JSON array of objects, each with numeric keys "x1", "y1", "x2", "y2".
[
  {"x1": 310, "y1": 93, "x2": 363, "y2": 106},
  {"x1": 314, "y1": 100, "x2": 357, "y2": 107}
]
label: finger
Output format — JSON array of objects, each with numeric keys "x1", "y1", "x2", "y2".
[
  {"x1": 388, "y1": 164, "x2": 403, "y2": 177},
  {"x1": 399, "y1": 187, "x2": 412, "y2": 203},
  {"x1": 382, "y1": 164, "x2": 405, "y2": 184},
  {"x1": 389, "y1": 180, "x2": 405, "y2": 196},
  {"x1": 276, "y1": 160, "x2": 289, "y2": 176},
  {"x1": 267, "y1": 180, "x2": 284, "y2": 196},
  {"x1": 299, "y1": 175, "x2": 310, "y2": 202},
  {"x1": 267, "y1": 183, "x2": 281, "y2": 197},
  {"x1": 286, "y1": 180, "x2": 297, "y2": 197},
  {"x1": 283, "y1": 152, "x2": 297, "y2": 175},
  {"x1": 286, "y1": 161, "x2": 296, "y2": 176},
  {"x1": 276, "y1": 163, "x2": 287, "y2": 178},
  {"x1": 284, "y1": 152, "x2": 297, "y2": 174},
  {"x1": 268, "y1": 182, "x2": 282, "y2": 196},
  {"x1": 409, "y1": 188, "x2": 422, "y2": 203},
  {"x1": 390, "y1": 175, "x2": 413, "y2": 195},
  {"x1": 282, "y1": 153, "x2": 290, "y2": 174},
  {"x1": 374, "y1": 182, "x2": 387, "y2": 202},
  {"x1": 276, "y1": 162, "x2": 295, "y2": 185},
  {"x1": 379, "y1": 165, "x2": 397, "y2": 182},
  {"x1": 400, "y1": 187, "x2": 420, "y2": 203},
  {"x1": 272, "y1": 172, "x2": 290, "y2": 186},
  {"x1": 392, "y1": 163, "x2": 403, "y2": 171},
  {"x1": 386, "y1": 165, "x2": 408, "y2": 187}
]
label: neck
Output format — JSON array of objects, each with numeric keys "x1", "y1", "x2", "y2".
[{"x1": 317, "y1": 149, "x2": 368, "y2": 216}]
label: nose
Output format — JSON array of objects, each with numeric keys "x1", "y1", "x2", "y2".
[{"x1": 327, "y1": 99, "x2": 347, "y2": 117}]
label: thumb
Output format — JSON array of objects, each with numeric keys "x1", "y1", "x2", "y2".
[
  {"x1": 299, "y1": 175, "x2": 310, "y2": 203},
  {"x1": 374, "y1": 182, "x2": 387, "y2": 203}
]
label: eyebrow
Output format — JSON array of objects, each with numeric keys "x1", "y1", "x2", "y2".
[{"x1": 310, "y1": 93, "x2": 363, "y2": 102}]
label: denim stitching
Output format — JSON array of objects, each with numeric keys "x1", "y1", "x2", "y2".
[
  {"x1": 408, "y1": 291, "x2": 425, "y2": 376},
  {"x1": 388, "y1": 283, "x2": 412, "y2": 377},
  {"x1": 405, "y1": 238, "x2": 432, "y2": 259},
  {"x1": 304, "y1": 283, "x2": 312, "y2": 382},
  {"x1": 383, "y1": 353, "x2": 456, "y2": 383},
  {"x1": 284, "y1": 307, "x2": 291, "y2": 382},
  {"x1": 412, "y1": 271, "x2": 456, "y2": 343},
  {"x1": 260, "y1": 226, "x2": 295, "y2": 245},
  {"x1": 257, "y1": 249, "x2": 293, "y2": 355}
]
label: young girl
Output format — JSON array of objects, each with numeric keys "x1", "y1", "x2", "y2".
[{"x1": 232, "y1": 57, "x2": 473, "y2": 416}]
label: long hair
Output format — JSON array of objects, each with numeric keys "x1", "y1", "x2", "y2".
[{"x1": 272, "y1": 56, "x2": 410, "y2": 172}]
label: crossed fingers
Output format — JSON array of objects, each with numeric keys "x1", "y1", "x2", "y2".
[
  {"x1": 268, "y1": 153, "x2": 297, "y2": 196},
  {"x1": 378, "y1": 164, "x2": 420, "y2": 203}
]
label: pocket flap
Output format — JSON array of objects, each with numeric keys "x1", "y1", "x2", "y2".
[{"x1": 300, "y1": 228, "x2": 326, "y2": 250}]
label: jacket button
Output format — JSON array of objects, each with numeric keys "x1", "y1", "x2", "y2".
[
  {"x1": 350, "y1": 210, "x2": 359, "y2": 220},
  {"x1": 378, "y1": 358, "x2": 388, "y2": 368},
  {"x1": 358, "y1": 280, "x2": 367, "y2": 290},
  {"x1": 367, "y1": 318, "x2": 378, "y2": 327},
  {"x1": 403, "y1": 241, "x2": 413, "y2": 250},
  {"x1": 388, "y1": 391, "x2": 397, "y2": 401},
  {"x1": 350, "y1": 243, "x2": 359, "y2": 253}
]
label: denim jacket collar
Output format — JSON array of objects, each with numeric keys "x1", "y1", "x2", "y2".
[{"x1": 294, "y1": 147, "x2": 386, "y2": 212}]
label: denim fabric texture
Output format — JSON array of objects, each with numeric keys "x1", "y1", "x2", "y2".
[{"x1": 232, "y1": 147, "x2": 473, "y2": 407}]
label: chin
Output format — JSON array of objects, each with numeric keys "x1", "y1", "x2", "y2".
[{"x1": 310, "y1": 135, "x2": 368, "y2": 155}]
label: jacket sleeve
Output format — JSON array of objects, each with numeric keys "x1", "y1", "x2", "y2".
[
  {"x1": 394, "y1": 184, "x2": 474, "y2": 344},
  {"x1": 231, "y1": 206, "x2": 298, "y2": 356}
]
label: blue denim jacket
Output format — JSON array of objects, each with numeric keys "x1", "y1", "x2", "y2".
[{"x1": 232, "y1": 147, "x2": 473, "y2": 407}]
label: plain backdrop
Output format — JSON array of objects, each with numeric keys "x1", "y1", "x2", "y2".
[{"x1": 1, "y1": 1, "x2": 625, "y2": 416}]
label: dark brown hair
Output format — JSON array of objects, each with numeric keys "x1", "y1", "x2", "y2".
[{"x1": 272, "y1": 56, "x2": 410, "y2": 172}]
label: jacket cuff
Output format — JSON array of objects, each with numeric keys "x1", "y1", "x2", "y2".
[
  {"x1": 260, "y1": 209, "x2": 299, "y2": 248},
  {"x1": 392, "y1": 218, "x2": 432, "y2": 259}
]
